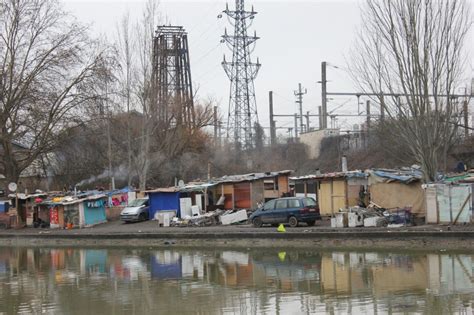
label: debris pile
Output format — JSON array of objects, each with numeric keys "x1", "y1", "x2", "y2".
[
  {"x1": 168, "y1": 209, "x2": 249, "y2": 227},
  {"x1": 331, "y1": 203, "x2": 413, "y2": 228}
]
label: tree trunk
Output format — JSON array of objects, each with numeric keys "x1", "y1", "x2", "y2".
[{"x1": 1, "y1": 140, "x2": 21, "y2": 193}]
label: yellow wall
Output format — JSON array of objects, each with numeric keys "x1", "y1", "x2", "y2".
[
  {"x1": 318, "y1": 179, "x2": 348, "y2": 216},
  {"x1": 319, "y1": 181, "x2": 333, "y2": 216},
  {"x1": 370, "y1": 182, "x2": 425, "y2": 215},
  {"x1": 333, "y1": 180, "x2": 347, "y2": 211},
  {"x1": 321, "y1": 255, "x2": 350, "y2": 294},
  {"x1": 371, "y1": 260, "x2": 428, "y2": 295}
]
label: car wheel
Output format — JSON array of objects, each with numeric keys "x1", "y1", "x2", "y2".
[
  {"x1": 289, "y1": 216, "x2": 298, "y2": 228},
  {"x1": 139, "y1": 212, "x2": 147, "y2": 221},
  {"x1": 307, "y1": 220, "x2": 316, "y2": 226},
  {"x1": 252, "y1": 217, "x2": 263, "y2": 228}
]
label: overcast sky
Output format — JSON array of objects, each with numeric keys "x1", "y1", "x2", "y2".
[{"x1": 63, "y1": 0, "x2": 474, "y2": 136}]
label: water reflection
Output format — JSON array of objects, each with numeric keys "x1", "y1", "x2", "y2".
[{"x1": 0, "y1": 247, "x2": 473, "y2": 314}]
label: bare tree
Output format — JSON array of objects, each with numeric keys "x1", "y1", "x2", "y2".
[
  {"x1": 116, "y1": 12, "x2": 135, "y2": 187},
  {"x1": 0, "y1": 0, "x2": 102, "y2": 191},
  {"x1": 133, "y1": 0, "x2": 160, "y2": 191},
  {"x1": 350, "y1": 0, "x2": 472, "y2": 182},
  {"x1": 114, "y1": 0, "x2": 216, "y2": 190}
]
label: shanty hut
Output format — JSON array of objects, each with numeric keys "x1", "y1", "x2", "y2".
[
  {"x1": 207, "y1": 170, "x2": 292, "y2": 210},
  {"x1": 367, "y1": 168, "x2": 425, "y2": 217},
  {"x1": 312, "y1": 171, "x2": 367, "y2": 216},
  {"x1": 40, "y1": 194, "x2": 107, "y2": 228},
  {"x1": 147, "y1": 182, "x2": 216, "y2": 219},
  {"x1": 82, "y1": 195, "x2": 107, "y2": 226},
  {"x1": 147, "y1": 170, "x2": 292, "y2": 217},
  {"x1": 9, "y1": 192, "x2": 47, "y2": 227},
  {"x1": 291, "y1": 171, "x2": 367, "y2": 217},
  {"x1": 147, "y1": 188, "x2": 182, "y2": 219},
  {"x1": 424, "y1": 174, "x2": 474, "y2": 224}
]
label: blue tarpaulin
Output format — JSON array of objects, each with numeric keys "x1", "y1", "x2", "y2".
[
  {"x1": 149, "y1": 191, "x2": 181, "y2": 219},
  {"x1": 150, "y1": 256, "x2": 182, "y2": 279},
  {"x1": 373, "y1": 169, "x2": 423, "y2": 184}
]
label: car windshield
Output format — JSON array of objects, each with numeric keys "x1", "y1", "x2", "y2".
[
  {"x1": 127, "y1": 199, "x2": 148, "y2": 207},
  {"x1": 263, "y1": 200, "x2": 275, "y2": 210},
  {"x1": 303, "y1": 198, "x2": 316, "y2": 207}
]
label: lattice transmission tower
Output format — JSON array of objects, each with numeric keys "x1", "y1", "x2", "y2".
[
  {"x1": 152, "y1": 25, "x2": 195, "y2": 126},
  {"x1": 220, "y1": 0, "x2": 261, "y2": 150}
]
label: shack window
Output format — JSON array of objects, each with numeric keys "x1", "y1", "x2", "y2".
[
  {"x1": 264, "y1": 179, "x2": 275, "y2": 190},
  {"x1": 307, "y1": 181, "x2": 317, "y2": 194},
  {"x1": 295, "y1": 182, "x2": 305, "y2": 194}
]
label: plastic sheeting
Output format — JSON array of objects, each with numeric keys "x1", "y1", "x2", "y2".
[{"x1": 368, "y1": 169, "x2": 423, "y2": 185}]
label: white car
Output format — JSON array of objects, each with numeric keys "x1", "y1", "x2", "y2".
[{"x1": 120, "y1": 198, "x2": 150, "y2": 222}]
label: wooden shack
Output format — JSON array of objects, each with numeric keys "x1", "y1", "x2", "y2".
[
  {"x1": 208, "y1": 170, "x2": 292, "y2": 210},
  {"x1": 367, "y1": 169, "x2": 425, "y2": 217},
  {"x1": 291, "y1": 171, "x2": 368, "y2": 217}
]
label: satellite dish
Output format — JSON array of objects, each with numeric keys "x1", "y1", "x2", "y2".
[
  {"x1": 8, "y1": 182, "x2": 17, "y2": 192},
  {"x1": 178, "y1": 180, "x2": 185, "y2": 188}
]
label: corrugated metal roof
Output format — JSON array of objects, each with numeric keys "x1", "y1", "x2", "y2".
[
  {"x1": 8, "y1": 193, "x2": 47, "y2": 200},
  {"x1": 290, "y1": 170, "x2": 366, "y2": 181},
  {"x1": 146, "y1": 170, "x2": 292, "y2": 193},
  {"x1": 39, "y1": 194, "x2": 107, "y2": 206},
  {"x1": 145, "y1": 187, "x2": 180, "y2": 193},
  {"x1": 212, "y1": 170, "x2": 292, "y2": 184}
]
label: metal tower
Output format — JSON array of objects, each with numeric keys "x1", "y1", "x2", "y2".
[
  {"x1": 220, "y1": 0, "x2": 261, "y2": 150},
  {"x1": 153, "y1": 25, "x2": 194, "y2": 126}
]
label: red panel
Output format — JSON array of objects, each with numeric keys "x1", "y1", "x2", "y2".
[{"x1": 234, "y1": 183, "x2": 251, "y2": 209}]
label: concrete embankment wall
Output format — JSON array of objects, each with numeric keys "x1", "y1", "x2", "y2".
[{"x1": 1, "y1": 231, "x2": 474, "y2": 251}]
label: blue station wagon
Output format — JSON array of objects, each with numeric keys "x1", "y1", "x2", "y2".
[{"x1": 249, "y1": 197, "x2": 321, "y2": 228}]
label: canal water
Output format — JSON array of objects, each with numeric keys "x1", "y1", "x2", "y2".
[{"x1": 0, "y1": 247, "x2": 473, "y2": 314}]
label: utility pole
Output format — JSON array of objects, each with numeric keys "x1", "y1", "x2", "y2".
[
  {"x1": 366, "y1": 100, "x2": 371, "y2": 148},
  {"x1": 318, "y1": 106, "x2": 322, "y2": 130},
  {"x1": 213, "y1": 106, "x2": 218, "y2": 146},
  {"x1": 294, "y1": 113, "x2": 298, "y2": 140},
  {"x1": 269, "y1": 91, "x2": 276, "y2": 145},
  {"x1": 321, "y1": 61, "x2": 327, "y2": 129},
  {"x1": 366, "y1": 100, "x2": 371, "y2": 131},
  {"x1": 294, "y1": 83, "x2": 307, "y2": 134},
  {"x1": 464, "y1": 100, "x2": 469, "y2": 137},
  {"x1": 306, "y1": 111, "x2": 310, "y2": 132}
]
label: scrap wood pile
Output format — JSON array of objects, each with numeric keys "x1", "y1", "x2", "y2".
[
  {"x1": 332, "y1": 202, "x2": 413, "y2": 228},
  {"x1": 170, "y1": 209, "x2": 249, "y2": 227}
]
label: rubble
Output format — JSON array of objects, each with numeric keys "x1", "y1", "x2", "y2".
[
  {"x1": 330, "y1": 203, "x2": 413, "y2": 229},
  {"x1": 220, "y1": 209, "x2": 248, "y2": 225},
  {"x1": 170, "y1": 209, "x2": 224, "y2": 227},
  {"x1": 168, "y1": 209, "x2": 249, "y2": 227}
]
